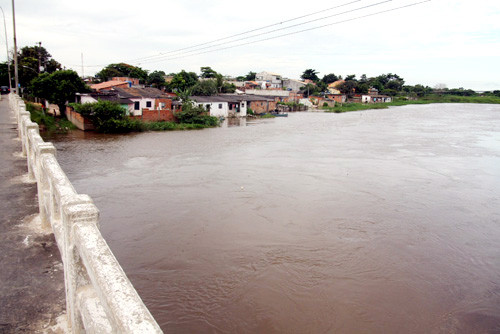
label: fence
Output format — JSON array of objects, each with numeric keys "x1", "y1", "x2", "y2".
[{"x1": 9, "y1": 94, "x2": 162, "y2": 333}]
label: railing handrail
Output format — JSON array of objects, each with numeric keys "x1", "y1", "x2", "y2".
[{"x1": 9, "y1": 94, "x2": 162, "y2": 333}]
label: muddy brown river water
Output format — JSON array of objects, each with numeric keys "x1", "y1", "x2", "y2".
[{"x1": 49, "y1": 104, "x2": 500, "y2": 333}]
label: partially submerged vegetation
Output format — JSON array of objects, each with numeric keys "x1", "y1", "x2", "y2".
[
  {"x1": 26, "y1": 102, "x2": 75, "y2": 133},
  {"x1": 259, "y1": 114, "x2": 276, "y2": 118},
  {"x1": 69, "y1": 100, "x2": 219, "y2": 133},
  {"x1": 323, "y1": 94, "x2": 500, "y2": 113}
]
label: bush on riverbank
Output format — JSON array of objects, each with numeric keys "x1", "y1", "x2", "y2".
[
  {"x1": 26, "y1": 102, "x2": 75, "y2": 133},
  {"x1": 70, "y1": 100, "x2": 219, "y2": 133},
  {"x1": 174, "y1": 103, "x2": 219, "y2": 127},
  {"x1": 323, "y1": 95, "x2": 500, "y2": 113}
]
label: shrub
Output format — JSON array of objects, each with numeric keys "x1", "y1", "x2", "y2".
[{"x1": 175, "y1": 102, "x2": 219, "y2": 126}]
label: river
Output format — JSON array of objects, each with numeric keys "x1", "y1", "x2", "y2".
[{"x1": 48, "y1": 103, "x2": 500, "y2": 333}]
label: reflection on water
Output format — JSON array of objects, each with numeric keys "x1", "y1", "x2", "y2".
[{"x1": 51, "y1": 104, "x2": 500, "y2": 333}]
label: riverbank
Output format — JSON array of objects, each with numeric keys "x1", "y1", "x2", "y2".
[
  {"x1": 27, "y1": 100, "x2": 220, "y2": 134},
  {"x1": 323, "y1": 95, "x2": 500, "y2": 113}
]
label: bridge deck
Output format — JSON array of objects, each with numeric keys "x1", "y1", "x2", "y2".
[{"x1": 0, "y1": 96, "x2": 66, "y2": 333}]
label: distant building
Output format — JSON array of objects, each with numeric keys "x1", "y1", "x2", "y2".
[
  {"x1": 255, "y1": 71, "x2": 283, "y2": 89},
  {"x1": 361, "y1": 87, "x2": 392, "y2": 103},
  {"x1": 282, "y1": 78, "x2": 306, "y2": 92}
]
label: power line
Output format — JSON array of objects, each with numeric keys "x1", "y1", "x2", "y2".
[
  {"x1": 134, "y1": 0, "x2": 432, "y2": 65},
  {"x1": 70, "y1": 0, "x2": 431, "y2": 70},
  {"x1": 69, "y1": 0, "x2": 365, "y2": 69},
  {"x1": 130, "y1": 0, "x2": 392, "y2": 65},
  {"x1": 127, "y1": 0, "x2": 364, "y2": 63}
]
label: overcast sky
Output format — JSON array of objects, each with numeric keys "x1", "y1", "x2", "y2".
[{"x1": 0, "y1": 0, "x2": 499, "y2": 90}]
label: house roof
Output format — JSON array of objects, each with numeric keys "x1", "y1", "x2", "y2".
[
  {"x1": 89, "y1": 93, "x2": 133, "y2": 104},
  {"x1": 328, "y1": 80, "x2": 345, "y2": 88},
  {"x1": 191, "y1": 94, "x2": 275, "y2": 103},
  {"x1": 91, "y1": 80, "x2": 129, "y2": 91},
  {"x1": 112, "y1": 87, "x2": 169, "y2": 99}
]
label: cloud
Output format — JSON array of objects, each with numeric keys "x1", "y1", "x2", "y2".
[{"x1": 1, "y1": 0, "x2": 499, "y2": 89}]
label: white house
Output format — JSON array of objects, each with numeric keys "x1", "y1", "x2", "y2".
[
  {"x1": 361, "y1": 94, "x2": 392, "y2": 103},
  {"x1": 255, "y1": 71, "x2": 283, "y2": 89},
  {"x1": 190, "y1": 95, "x2": 248, "y2": 117}
]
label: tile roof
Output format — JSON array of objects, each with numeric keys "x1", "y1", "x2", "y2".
[
  {"x1": 112, "y1": 87, "x2": 169, "y2": 99},
  {"x1": 90, "y1": 93, "x2": 133, "y2": 104},
  {"x1": 190, "y1": 94, "x2": 275, "y2": 103},
  {"x1": 91, "y1": 80, "x2": 129, "y2": 91}
]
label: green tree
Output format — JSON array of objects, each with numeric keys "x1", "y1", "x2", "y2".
[
  {"x1": 96, "y1": 63, "x2": 149, "y2": 83},
  {"x1": 359, "y1": 74, "x2": 368, "y2": 84},
  {"x1": 237, "y1": 71, "x2": 257, "y2": 81},
  {"x1": 221, "y1": 81, "x2": 236, "y2": 94},
  {"x1": 200, "y1": 66, "x2": 218, "y2": 78},
  {"x1": 9, "y1": 45, "x2": 62, "y2": 89},
  {"x1": 345, "y1": 74, "x2": 357, "y2": 81},
  {"x1": 321, "y1": 73, "x2": 340, "y2": 84},
  {"x1": 338, "y1": 80, "x2": 358, "y2": 97},
  {"x1": 300, "y1": 83, "x2": 324, "y2": 97},
  {"x1": 147, "y1": 70, "x2": 166, "y2": 88},
  {"x1": 301, "y1": 69, "x2": 319, "y2": 82},
  {"x1": 192, "y1": 79, "x2": 218, "y2": 96},
  {"x1": 71, "y1": 100, "x2": 134, "y2": 133},
  {"x1": 30, "y1": 70, "x2": 89, "y2": 111},
  {"x1": 245, "y1": 71, "x2": 256, "y2": 81},
  {"x1": 167, "y1": 70, "x2": 199, "y2": 92},
  {"x1": 375, "y1": 73, "x2": 405, "y2": 92},
  {"x1": 0, "y1": 62, "x2": 10, "y2": 86},
  {"x1": 176, "y1": 88, "x2": 193, "y2": 102},
  {"x1": 356, "y1": 83, "x2": 369, "y2": 94},
  {"x1": 175, "y1": 102, "x2": 218, "y2": 126}
]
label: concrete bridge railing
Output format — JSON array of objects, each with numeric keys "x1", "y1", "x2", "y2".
[{"x1": 9, "y1": 94, "x2": 163, "y2": 333}]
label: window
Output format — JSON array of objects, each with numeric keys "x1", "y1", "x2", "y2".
[
  {"x1": 159, "y1": 102, "x2": 166, "y2": 109},
  {"x1": 134, "y1": 102, "x2": 140, "y2": 110},
  {"x1": 219, "y1": 104, "x2": 223, "y2": 109},
  {"x1": 146, "y1": 101, "x2": 152, "y2": 108},
  {"x1": 241, "y1": 102, "x2": 245, "y2": 107}
]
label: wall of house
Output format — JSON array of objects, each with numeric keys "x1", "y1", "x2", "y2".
[
  {"x1": 133, "y1": 108, "x2": 175, "y2": 122},
  {"x1": 228, "y1": 101, "x2": 247, "y2": 117},
  {"x1": 112, "y1": 77, "x2": 140, "y2": 85},
  {"x1": 65, "y1": 106, "x2": 95, "y2": 131},
  {"x1": 198, "y1": 102, "x2": 229, "y2": 117},
  {"x1": 196, "y1": 101, "x2": 247, "y2": 117},
  {"x1": 282, "y1": 79, "x2": 304, "y2": 92},
  {"x1": 249, "y1": 100, "x2": 277, "y2": 114},
  {"x1": 154, "y1": 98, "x2": 173, "y2": 110},
  {"x1": 328, "y1": 94, "x2": 347, "y2": 103},
  {"x1": 129, "y1": 98, "x2": 155, "y2": 116}
]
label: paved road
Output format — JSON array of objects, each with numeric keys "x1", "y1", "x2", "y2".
[{"x1": 0, "y1": 96, "x2": 65, "y2": 333}]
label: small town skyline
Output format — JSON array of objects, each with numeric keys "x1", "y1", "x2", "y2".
[{"x1": 0, "y1": 0, "x2": 499, "y2": 91}]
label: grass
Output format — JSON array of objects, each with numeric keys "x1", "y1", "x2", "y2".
[
  {"x1": 131, "y1": 120, "x2": 211, "y2": 131},
  {"x1": 323, "y1": 95, "x2": 500, "y2": 113},
  {"x1": 26, "y1": 102, "x2": 76, "y2": 133},
  {"x1": 259, "y1": 114, "x2": 276, "y2": 118}
]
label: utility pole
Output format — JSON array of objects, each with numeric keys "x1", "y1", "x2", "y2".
[
  {"x1": 0, "y1": 6, "x2": 12, "y2": 90},
  {"x1": 11, "y1": 0, "x2": 18, "y2": 94},
  {"x1": 38, "y1": 41, "x2": 41, "y2": 73}
]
